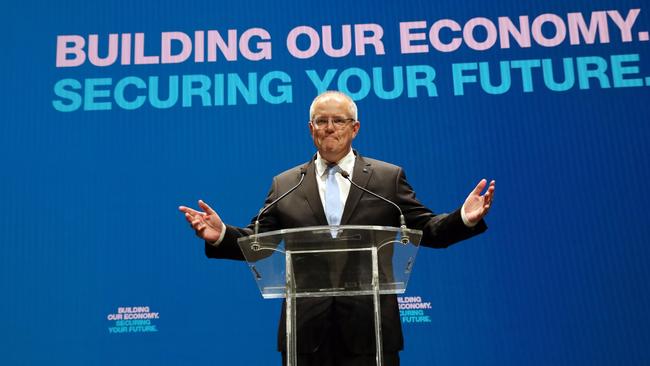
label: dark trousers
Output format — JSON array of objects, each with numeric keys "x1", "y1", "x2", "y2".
[
  {"x1": 281, "y1": 299, "x2": 400, "y2": 366},
  {"x1": 281, "y1": 329, "x2": 399, "y2": 366},
  {"x1": 282, "y1": 352, "x2": 400, "y2": 366}
]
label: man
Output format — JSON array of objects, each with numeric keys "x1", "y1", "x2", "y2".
[{"x1": 179, "y1": 91, "x2": 495, "y2": 366}]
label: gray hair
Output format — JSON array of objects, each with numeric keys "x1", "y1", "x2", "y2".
[{"x1": 309, "y1": 91, "x2": 358, "y2": 121}]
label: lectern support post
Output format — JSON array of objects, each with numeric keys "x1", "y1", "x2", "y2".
[
  {"x1": 286, "y1": 250, "x2": 297, "y2": 366},
  {"x1": 371, "y1": 246, "x2": 384, "y2": 366}
]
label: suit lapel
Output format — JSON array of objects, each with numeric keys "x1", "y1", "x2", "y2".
[
  {"x1": 300, "y1": 156, "x2": 328, "y2": 225},
  {"x1": 340, "y1": 153, "x2": 373, "y2": 225}
]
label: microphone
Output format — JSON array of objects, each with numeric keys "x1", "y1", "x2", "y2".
[
  {"x1": 339, "y1": 170, "x2": 410, "y2": 244},
  {"x1": 252, "y1": 167, "x2": 307, "y2": 249}
]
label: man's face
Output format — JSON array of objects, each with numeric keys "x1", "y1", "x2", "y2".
[{"x1": 309, "y1": 95, "x2": 360, "y2": 163}]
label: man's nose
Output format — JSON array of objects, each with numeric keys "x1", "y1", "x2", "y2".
[{"x1": 324, "y1": 120, "x2": 336, "y2": 131}]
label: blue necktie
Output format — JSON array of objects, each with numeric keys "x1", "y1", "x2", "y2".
[{"x1": 325, "y1": 164, "x2": 342, "y2": 226}]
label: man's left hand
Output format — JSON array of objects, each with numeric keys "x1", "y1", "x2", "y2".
[{"x1": 463, "y1": 179, "x2": 495, "y2": 225}]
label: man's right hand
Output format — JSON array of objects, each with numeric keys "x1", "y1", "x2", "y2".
[{"x1": 178, "y1": 200, "x2": 223, "y2": 242}]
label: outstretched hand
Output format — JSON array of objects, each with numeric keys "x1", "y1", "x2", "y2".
[
  {"x1": 178, "y1": 200, "x2": 224, "y2": 242},
  {"x1": 463, "y1": 179, "x2": 495, "y2": 226}
]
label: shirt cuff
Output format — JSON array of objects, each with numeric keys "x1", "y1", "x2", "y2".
[
  {"x1": 206, "y1": 222, "x2": 227, "y2": 247},
  {"x1": 460, "y1": 203, "x2": 478, "y2": 228}
]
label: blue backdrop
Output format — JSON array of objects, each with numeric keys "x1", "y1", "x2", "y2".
[{"x1": 3, "y1": 0, "x2": 650, "y2": 365}]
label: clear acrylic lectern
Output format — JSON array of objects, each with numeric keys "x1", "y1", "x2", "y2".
[{"x1": 237, "y1": 225, "x2": 422, "y2": 366}]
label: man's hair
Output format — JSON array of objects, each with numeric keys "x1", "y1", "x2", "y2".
[{"x1": 309, "y1": 91, "x2": 358, "y2": 121}]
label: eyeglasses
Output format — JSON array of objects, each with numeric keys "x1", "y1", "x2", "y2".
[{"x1": 311, "y1": 117, "x2": 356, "y2": 129}]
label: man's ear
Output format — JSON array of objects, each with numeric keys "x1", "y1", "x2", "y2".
[{"x1": 352, "y1": 120, "x2": 360, "y2": 138}]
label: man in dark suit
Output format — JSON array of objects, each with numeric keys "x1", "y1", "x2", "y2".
[{"x1": 179, "y1": 91, "x2": 495, "y2": 366}]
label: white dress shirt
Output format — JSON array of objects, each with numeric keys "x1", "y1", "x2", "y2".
[{"x1": 314, "y1": 149, "x2": 356, "y2": 213}]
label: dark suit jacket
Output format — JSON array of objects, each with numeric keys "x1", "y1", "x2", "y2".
[{"x1": 205, "y1": 151, "x2": 487, "y2": 354}]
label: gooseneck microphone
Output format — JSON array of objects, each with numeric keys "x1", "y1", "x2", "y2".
[
  {"x1": 339, "y1": 170, "x2": 410, "y2": 244},
  {"x1": 252, "y1": 167, "x2": 307, "y2": 248}
]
